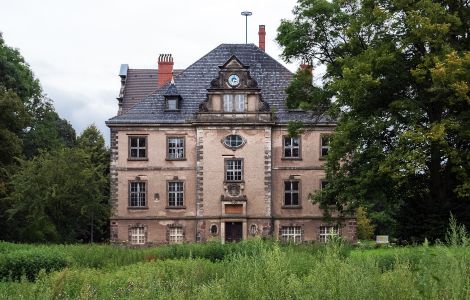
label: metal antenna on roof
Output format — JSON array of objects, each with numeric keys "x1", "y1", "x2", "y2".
[{"x1": 241, "y1": 11, "x2": 252, "y2": 44}]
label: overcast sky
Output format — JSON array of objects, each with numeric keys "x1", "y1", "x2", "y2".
[{"x1": 1, "y1": 0, "x2": 299, "y2": 143}]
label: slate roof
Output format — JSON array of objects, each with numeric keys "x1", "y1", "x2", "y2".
[{"x1": 108, "y1": 44, "x2": 331, "y2": 125}]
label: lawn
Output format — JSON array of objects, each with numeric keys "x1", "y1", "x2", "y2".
[{"x1": 1, "y1": 239, "x2": 469, "y2": 299}]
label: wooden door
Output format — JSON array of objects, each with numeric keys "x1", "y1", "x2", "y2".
[{"x1": 225, "y1": 222, "x2": 242, "y2": 242}]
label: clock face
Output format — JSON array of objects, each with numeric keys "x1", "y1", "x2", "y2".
[{"x1": 228, "y1": 74, "x2": 240, "y2": 87}]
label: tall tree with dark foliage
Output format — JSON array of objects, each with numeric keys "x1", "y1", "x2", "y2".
[{"x1": 277, "y1": 0, "x2": 470, "y2": 241}]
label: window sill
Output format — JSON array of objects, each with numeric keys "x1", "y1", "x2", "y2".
[
  {"x1": 224, "y1": 180, "x2": 245, "y2": 184},
  {"x1": 282, "y1": 205, "x2": 302, "y2": 209},
  {"x1": 164, "y1": 109, "x2": 181, "y2": 112},
  {"x1": 166, "y1": 206, "x2": 186, "y2": 210},
  {"x1": 128, "y1": 158, "x2": 148, "y2": 161},
  {"x1": 165, "y1": 158, "x2": 187, "y2": 161},
  {"x1": 282, "y1": 157, "x2": 302, "y2": 161},
  {"x1": 128, "y1": 206, "x2": 149, "y2": 210}
]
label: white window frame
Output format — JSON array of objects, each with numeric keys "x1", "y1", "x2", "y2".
[
  {"x1": 168, "y1": 181, "x2": 184, "y2": 207},
  {"x1": 284, "y1": 180, "x2": 300, "y2": 206},
  {"x1": 319, "y1": 226, "x2": 339, "y2": 243},
  {"x1": 167, "y1": 137, "x2": 185, "y2": 159},
  {"x1": 281, "y1": 226, "x2": 303, "y2": 243},
  {"x1": 225, "y1": 159, "x2": 243, "y2": 181},
  {"x1": 169, "y1": 227, "x2": 184, "y2": 244},
  {"x1": 129, "y1": 136, "x2": 147, "y2": 158},
  {"x1": 283, "y1": 136, "x2": 300, "y2": 158},
  {"x1": 129, "y1": 181, "x2": 146, "y2": 207},
  {"x1": 223, "y1": 94, "x2": 246, "y2": 112},
  {"x1": 321, "y1": 135, "x2": 331, "y2": 158},
  {"x1": 131, "y1": 227, "x2": 145, "y2": 245}
]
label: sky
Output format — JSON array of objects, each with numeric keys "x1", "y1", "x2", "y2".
[{"x1": 1, "y1": 0, "x2": 299, "y2": 143}]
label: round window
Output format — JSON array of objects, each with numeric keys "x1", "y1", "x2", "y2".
[{"x1": 223, "y1": 135, "x2": 245, "y2": 149}]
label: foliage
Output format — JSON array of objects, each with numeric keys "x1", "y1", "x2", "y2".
[
  {"x1": 1, "y1": 240, "x2": 470, "y2": 299},
  {"x1": 276, "y1": 0, "x2": 470, "y2": 241},
  {"x1": 7, "y1": 147, "x2": 108, "y2": 243},
  {"x1": 445, "y1": 213, "x2": 470, "y2": 247},
  {"x1": 356, "y1": 207, "x2": 376, "y2": 240},
  {"x1": 0, "y1": 249, "x2": 69, "y2": 281}
]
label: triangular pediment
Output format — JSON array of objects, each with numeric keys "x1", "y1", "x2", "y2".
[{"x1": 219, "y1": 55, "x2": 248, "y2": 70}]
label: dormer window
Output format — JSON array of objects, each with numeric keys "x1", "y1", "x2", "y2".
[
  {"x1": 223, "y1": 94, "x2": 246, "y2": 112},
  {"x1": 166, "y1": 97, "x2": 179, "y2": 111},
  {"x1": 164, "y1": 81, "x2": 182, "y2": 111}
]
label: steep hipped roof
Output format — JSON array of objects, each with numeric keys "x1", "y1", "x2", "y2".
[{"x1": 108, "y1": 44, "x2": 328, "y2": 125}]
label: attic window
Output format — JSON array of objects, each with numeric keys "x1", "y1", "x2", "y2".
[{"x1": 166, "y1": 97, "x2": 179, "y2": 111}]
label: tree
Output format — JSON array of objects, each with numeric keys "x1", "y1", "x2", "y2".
[
  {"x1": 77, "y1": 124, "x2": 110, "y2": 242},
  {"x1": 356, "y1": 207, "x2": 375, "y2": 240},
  {"x1": 7, "y1": 147, "x2": 109, "y2": 243},
  {"x1": 277, "y1": 0, "x2": 470, "y2": 241}
]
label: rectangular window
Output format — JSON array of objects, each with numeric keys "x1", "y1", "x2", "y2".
[
  {"x1": 284, "y1": 181, "x2": 300, "y2": 206},
  {"x1": 235, "y1": 94, "x2": 245, "y2": 112},
  {"x1": 223, "y1": 95, "x2": 233, "y2": 112},
  {"x1": 167, "y1": 137, "x2": 185, "y2": 160},
  {"x1": 129, "y1": 181, "x2": 146, "y2": 207},
  {"x1": 169, "y1": 227, "x2": 184, "y2": 244},
  {"x1": 281, "y1": 226, "x2": 303, "y2": 243},
  {"x1": 166, "y1": 98, "x2": 178, "y2": 110},
  {"x1": 223, "y1": 94, "x2": 246, "y2": 112},
  {"x1": 168, "y1": 181, "x2": 184, "y2": 207},
  {"x1": 130, "y1": 227, "x2": 145, "y2": 245},
  {"x1": 225, "y1": 159, "x2": 243, "y2": 181},
  {"x1": 319, "y1": 226, "x2": 339, "y2": 243},
  {"x1": 283, "y1": 136, "x2": 300, "y2": 158},
  {"x1": 321, "y1": 180, "x2": 329, "y2": 190},
  {"x1": 321, "y1": 135, "x2": 331, "y2": 158},
  {"x1": 129, "y1": 136, "x2": 147, "y2": 159}
]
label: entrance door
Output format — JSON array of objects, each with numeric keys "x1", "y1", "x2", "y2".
[{"x1": 225, "y1": 222, "x2": 243, "y2": 242}]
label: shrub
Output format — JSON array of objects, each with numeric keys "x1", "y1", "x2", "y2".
[{"x1": 0, "y1": 249, "x2": 69, "y2": 281}]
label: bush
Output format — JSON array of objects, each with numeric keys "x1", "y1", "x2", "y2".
[{"x1": 0, "y1": 249, "x2": 69, "y2": 281}]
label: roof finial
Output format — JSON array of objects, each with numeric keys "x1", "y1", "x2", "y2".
[{"x1": 171, "y1": 76, "x2": 175, "y2": 84}]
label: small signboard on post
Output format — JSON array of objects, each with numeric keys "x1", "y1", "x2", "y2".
[{"x1": 376, "y1": 235, "x2": 389, "y2": 244}]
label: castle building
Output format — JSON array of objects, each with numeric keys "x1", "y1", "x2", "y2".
[{"x1": 106, "y1": 26, "x2": 356, "y2": 245}]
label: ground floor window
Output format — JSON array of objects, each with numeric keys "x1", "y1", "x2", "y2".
[
  {"x1": 319, "y1": 226, "x2": 339, "y2": 243},
  {"x1": 130, "y1": 227, "x2": 145, "y2": 245},
  {"x1": 280, "y1": 226, "x2": 303, "y2": 243},
  {"x1": 169, "y1": 227, "x2": 184, "y2": 244}
]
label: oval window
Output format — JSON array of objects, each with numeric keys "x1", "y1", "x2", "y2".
[{"x1": 223, "y1": 135, "x2": 244, "y2": 149}]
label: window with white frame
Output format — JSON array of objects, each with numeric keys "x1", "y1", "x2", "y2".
[
  {"x1": 167, "y1": 137, "x2": 185, "y2": 159},
  {"x1": 129, "y1": 136, "x2": 147, "y2": 159},
  {"x1": 321, "y1": 135, "x2": 331, "y2": 158},
  {"x1": 223, "y1": 94, "x2": 246, "y2": 112},
  {"x1": 169, "y1": 227, "x2": 184, "y2": 244},
  {"x1": 225, "y1": 159, "x2": 243, "y2": 181},
  {"x1": 129, "y1": 181, "x2": 146, "y2": 207},
  {"x1": 166, "y1": 98, "x2": 179, "y2": 110},
  {"x1": 319, "y1": 226, "x2": 339, "y2": 243},
  {"x1": 283, "y1": 136, "x2": 300, "y2": 158},
  {"x1": 168, "y1": 181, "x2": 184, "y2": 207},
  {"x1": 281, "y1": 226, "x2": 303, "y2": 243},
  {"x1": 284, "y1": 180, "x2": 300, "y2": 206},
  {"x1": 130, "y1": 227, "x2": 145, "y2": 245}
]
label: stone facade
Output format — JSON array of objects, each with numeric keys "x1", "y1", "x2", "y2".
[{"x1": 106, "y1": 42, "x2": 356, "y2": 245}]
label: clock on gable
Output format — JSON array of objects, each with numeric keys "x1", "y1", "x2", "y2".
[{"x1": 228, "y1": 74, "x2": 240, "y2": 87}]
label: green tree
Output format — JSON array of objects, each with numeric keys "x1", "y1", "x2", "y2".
[
  {"x1": 277, "y1": 0, "x2": 470, "y2": 241},
  {"x1": 356, "y1": 207, "x2": 376, "y2": 240},
  {"x1": 77, "y1": 124, "x2": 110, "y2": 242},
  {"x1": 7, "y1": 147, "x2": 108, "y2": 243}
]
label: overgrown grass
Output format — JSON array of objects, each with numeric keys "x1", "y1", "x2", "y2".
[{"x1": 1, "y1": 238, "x2": 470, "y2": 299}]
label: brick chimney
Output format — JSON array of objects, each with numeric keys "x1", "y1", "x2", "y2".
[
  {"x1": 258, "y1": 25, "x2": 266, "y2": 51},
  {"x1": 158, "y1": 54, "x2": 174, "y2": 87}
]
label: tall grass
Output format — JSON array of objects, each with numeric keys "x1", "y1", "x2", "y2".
[{"x1": 1, "y1": 238, "x2": 470, "y2": 299}]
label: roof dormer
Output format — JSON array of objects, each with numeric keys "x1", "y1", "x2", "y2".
[{"x1": 164, "y1": 80, "x2": 182, "y2": 111}]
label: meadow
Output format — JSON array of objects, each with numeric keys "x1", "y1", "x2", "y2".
[{"x1": 1, "y1": 236, "x2": 470, "y2": 300}]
